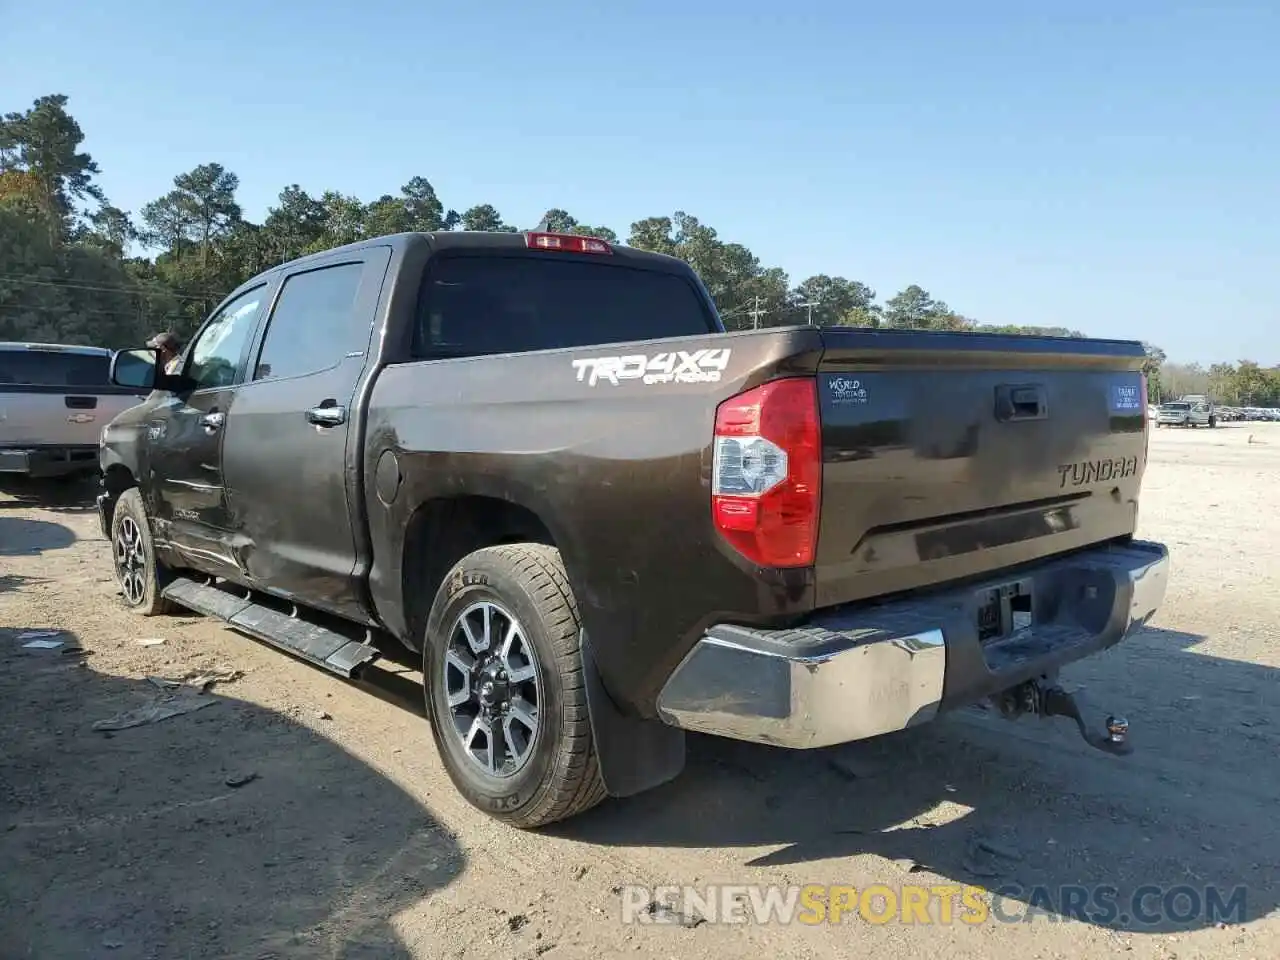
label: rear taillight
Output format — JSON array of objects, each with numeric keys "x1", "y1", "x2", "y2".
[
  {"x1": 711, "y1": 377, "x2": 821, "y2": 568},
  {"x1": 524, "y1": 231, "x2": 613, "y2": 255}
]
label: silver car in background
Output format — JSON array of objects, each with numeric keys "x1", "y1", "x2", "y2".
[
  {"x1": 1154, "y1": 399, "x2": 1215, "y2": 428},
  {"x1": 0, "y1": 342, "x2": 148, "y2": 479}
]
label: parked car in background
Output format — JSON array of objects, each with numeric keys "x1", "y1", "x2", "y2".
[
  {"x1": 1, "y1": 342, "x2": 148, "y2": 479},
  {"x1": 1155, "y1": 402, "x2": 1191, "y2": 427},
  {"x1": 1155, "y1": 399, "x2": 1214, "y2": 428},
  {"x1": 1180, "y1": 395, "x2": 1216, "y2": 427}
]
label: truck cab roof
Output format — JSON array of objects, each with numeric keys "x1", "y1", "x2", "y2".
[
  {"x1": 0, "y1": 342, "x2": 113, "y2": 356},
  {"x1": 266, "y1": 230, "x2": 695, "y2": 278}
]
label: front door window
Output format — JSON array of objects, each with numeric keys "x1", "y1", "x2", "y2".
[{"x1": 186, "y1": 287, "x2": 267, "y2": 390}]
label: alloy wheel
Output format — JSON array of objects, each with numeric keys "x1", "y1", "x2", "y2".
[
  {"x1": 441, "y1": 600, "x2": 541, "y2": 778},
  {"x1": 114, "y1": 515, "x2": 147, "y2": 606}
]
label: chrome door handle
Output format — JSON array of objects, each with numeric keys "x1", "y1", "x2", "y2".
[
  {"x1": 200, "y1": 411, "x2": 225, "y2": 432},
  {"x1": 305, "y1": 404, "x2": 346, "y2": 427}
]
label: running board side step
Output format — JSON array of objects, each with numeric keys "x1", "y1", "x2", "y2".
[{"x1": 161, "y1": 577, "x2": 381, "y2": 679}]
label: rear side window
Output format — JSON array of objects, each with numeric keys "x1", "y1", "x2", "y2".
[
  {"x1": 253, "y1": 262, "x2": 365, "y2": 381},
  {"x1": 413, "y1": 255, "x2": 714, "y2": 358},
  {"x1": 0, "y1": 350, "x2": 110, "y2": 387}
]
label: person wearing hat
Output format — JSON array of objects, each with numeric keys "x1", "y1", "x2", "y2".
[{"x1": 146, "y1": 331, "x2": 183, "y2": 375}]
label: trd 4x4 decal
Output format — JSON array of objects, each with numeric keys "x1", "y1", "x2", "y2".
[{"x1": 571, "y1": 349, "x2": 732, "y2": 387}]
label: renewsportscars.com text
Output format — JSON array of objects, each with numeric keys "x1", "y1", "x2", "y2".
[{"x1": 620, "y1": 883, "x2": 1249, "y2": 927}]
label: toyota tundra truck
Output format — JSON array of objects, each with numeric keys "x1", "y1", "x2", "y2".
[{"x1": 96, "y1": 230, "x2": 1170, "y2": 828}]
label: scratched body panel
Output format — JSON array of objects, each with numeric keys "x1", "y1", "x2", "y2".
[{"x1": 364, "y1": 325, "x2": 826, "y2": 712}]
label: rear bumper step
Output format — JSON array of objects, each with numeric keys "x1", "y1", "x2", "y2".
[
  {"x1": 655, "y1": 539, "x2": 1169, "y2": 749},
  {"x1": 161, "y1": 577, "x2": 381, "y2": 679},
  {"x1": 0, "y1": 445, "x2": 99, "y2": 477}
]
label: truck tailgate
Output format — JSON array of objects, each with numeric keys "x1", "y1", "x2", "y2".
[
  {"x1": 1, "y1": 344, "x2": 146, "y2": 449},
  {"x1": 0, "y1": 391, "x2": 140, "y2": 447},
  {"x1": 813, "y1": 329, "x2": 1148, "y2": 607}
]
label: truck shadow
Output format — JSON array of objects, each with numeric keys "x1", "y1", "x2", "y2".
[
  {"x1": 0, "y1": 516, "x2": 77, "y2": 555},
  {"x1": 0, "y1": 626, "x2": 464, "y2": 960},
  {"x1": 0, "y1": 474, "x2": 100, "y2": 513},
  {"x1": 356, "y1": 643, "x2": 430, "y2": 716},
  {"x1": 553, "y1": 625, "x2": 1277, "y2": 934}
]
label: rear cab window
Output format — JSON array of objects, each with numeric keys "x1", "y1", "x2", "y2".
[
  {"x1": 412, "y1": 254, "x2": 717, "y2": 359},
  {"x1": 0, "y1": 349, "x2": 110, "y2": 387}
]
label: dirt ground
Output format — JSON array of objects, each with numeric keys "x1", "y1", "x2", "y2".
[{"x1": 2, "y1": 424, "x2": 1277, "y2": 960}]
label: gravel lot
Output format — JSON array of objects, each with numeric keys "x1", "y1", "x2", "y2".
[{"x1": 2, "y1": 424, "x2": 1277, "y2": 960}]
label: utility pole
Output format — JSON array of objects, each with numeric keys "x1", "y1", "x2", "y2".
[
  {"x1": 795, "y1": 299, "x2": 818, "y2": 326},
  {"x1": 747, "y1": 295, "x2": 764, "y2": 330}
]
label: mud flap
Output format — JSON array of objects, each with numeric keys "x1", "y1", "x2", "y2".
[{"x1": 581, "y1": 630, "x2": 686, "y2": 797}]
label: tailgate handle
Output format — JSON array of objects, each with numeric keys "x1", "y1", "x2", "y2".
[
  {"x1": 65, "y1": 395, "x2": 98, "y2": 410},
  {"x1": 995, "y1": 384, "x2": 1047, "y2": 422}
]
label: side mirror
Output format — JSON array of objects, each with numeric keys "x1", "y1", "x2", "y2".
[{"x1": 111, "y1": 347, "x2": 159, "y2": 390}]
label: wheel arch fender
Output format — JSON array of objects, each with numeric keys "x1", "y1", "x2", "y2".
[{"x1": 394, "y1": 479, "x2": 686, "y2": 800}]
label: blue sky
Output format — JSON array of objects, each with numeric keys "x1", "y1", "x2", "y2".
[{"x1": 5, "y1": 0, "x2": 1276, "y2": 364}]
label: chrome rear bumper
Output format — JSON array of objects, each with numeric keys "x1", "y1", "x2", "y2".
[{"x1": 656, "y1": 540, "x2": 1170, "y2": 749}]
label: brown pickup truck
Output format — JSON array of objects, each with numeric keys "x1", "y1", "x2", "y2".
[{"x1": 97, "y1": 230, "x2": 1169, "y2": 828}]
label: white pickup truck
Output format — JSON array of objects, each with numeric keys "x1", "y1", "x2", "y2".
[
  {"x1": 1154, "y1": 396, "x2": 1215, "y2": 429},
  {"x1": 0, "y1": 342, "x2": 147, "y2": 479}
]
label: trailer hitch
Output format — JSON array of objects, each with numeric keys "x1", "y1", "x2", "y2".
[{"x1": 991, "y1": 679, "x2": 1132, "y2": 756}]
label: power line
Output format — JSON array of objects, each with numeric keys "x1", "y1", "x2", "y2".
[
  {"x1": 794, "y1": 299, "x2": 819, "y2": 326},
  {"x1": 0, "y1": 303, "x2": 178, "y2": 320},
  {"x1": 0, "y1": 273, "x2": 222, "y2": 303},
  {"x1": 718, "y1": 296, "x2": 768, "y2": 330}
]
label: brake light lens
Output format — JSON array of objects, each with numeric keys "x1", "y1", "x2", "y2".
[
  {"x1": 524, "y1": 232, "x2": 613, "y2": 255},
  {"x1": 712, "y1": 377, "x2": 821, "y2": 567}
]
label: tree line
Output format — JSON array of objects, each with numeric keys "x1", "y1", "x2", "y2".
[
  {"x1": 1153, "y1": 357, "x2": 1280, "y2": 408},
  {"x1": 2, "y1": 93, "x2": 1276, "y2": 405}
]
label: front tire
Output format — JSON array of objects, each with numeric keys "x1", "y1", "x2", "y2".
[
  {"x1": 423, "y1": 543, "x2": 606, "y2": 829},
  {"x1": 110, "y1": 488, "x2": 174, "y2": 616}
]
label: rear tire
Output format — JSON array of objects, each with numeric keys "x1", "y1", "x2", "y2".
[
  {"x1": 423, "y1": 543, "x2": 606, "y2": 829},
  {"x1": 110, "y1": 488, "x2": 175, "y2": 616}
]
